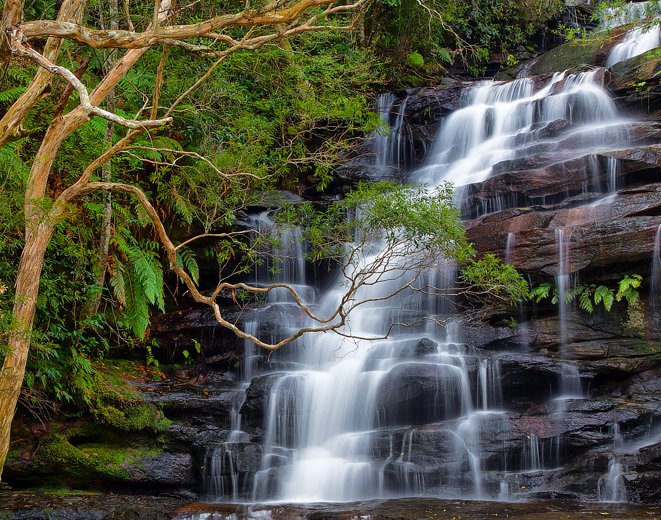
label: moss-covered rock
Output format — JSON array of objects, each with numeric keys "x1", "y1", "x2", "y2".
[
  {"x1": 92, "y1": 402, "x2": 171, "y2": 432},
  {"x1": 38, "y1": 432, "x2": 137, "y2": 480},
  {"x1": 527, "y1": 35, "x2": 610, "y2": 75}
]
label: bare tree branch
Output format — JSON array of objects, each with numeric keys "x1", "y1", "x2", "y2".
[{"x1": 13, "y1": 41, "x2": 172, "y2": 129}]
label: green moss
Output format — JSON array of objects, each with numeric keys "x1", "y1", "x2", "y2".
[
  {"x1": 93, "y1": 402, "x2": 171, "y2": 432},
  {"x1": 526, "y1": 35, "x2": 609, "y2": 76},
  {"x1": 37, "y1": 432, "x2": 163, "y2": 481}
]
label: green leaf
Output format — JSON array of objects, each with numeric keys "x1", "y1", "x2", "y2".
[{"x1": 176, "y1": 248, "x2": 200, "y2": 285}]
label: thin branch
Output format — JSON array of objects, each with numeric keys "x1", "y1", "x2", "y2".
[
  {"x1": 174, "y1": 231, "x2": 252, "y2": 251},
  {"x1": 14, "y1": 41, "x2": 172, "y2": 129},
  {"x1": 20, "y1": 0, "x2": 337, "y2": 48}
]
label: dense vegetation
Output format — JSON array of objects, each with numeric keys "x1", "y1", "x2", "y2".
[{"x1": 0, "y1": 0, "x2": 570, "y2": 479}]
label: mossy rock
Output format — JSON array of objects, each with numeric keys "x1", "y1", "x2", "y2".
[
  {"x1": 92, "y1": 402, "x2": 171, "y2": 432},
  {"x1": 36, "y1": 432, "x2": 164, "y2": 483},
  {"x1": 527, "y1": 36, "x2": 610, "y2": 76},
  {"x1": 610, "y1": 47, "x2": 661, "y2": 92}
]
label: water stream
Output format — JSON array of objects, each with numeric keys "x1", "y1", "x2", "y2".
[
  {"x1": 199, "y1": 44, "x2": 660, "y2": 503},
  {"x1": 235, "y1": 68, "x2": 645, "y2": 503}
]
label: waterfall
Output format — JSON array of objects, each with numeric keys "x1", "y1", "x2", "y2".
[
  {"x1": 598, "y1": 459, "x2": 627, "y2": 502},
  {"x1": 652, "y1": 225, "x2": 661, "y2": 312},
  {"x1": 412, "y1": 71, "x2": 629, "y2": 218},
  {"x1": 599, "y1": 1, "x2": 660, "y2": 30},
  {"x1": 600, "y1": 0, "x2": 661, "y2": 67},
  {"x1": 239, "y1": 68, "x2": 643, "y2": 503},
  {"x1": 607, "y1": 24, "x2": 660, "y2": 67},
  {"x1": 373, "y1": 93, "x2": 413, "y2": 176},
  {"x1": 204, "y1": 212, "x2": 315, "y2": 500}
]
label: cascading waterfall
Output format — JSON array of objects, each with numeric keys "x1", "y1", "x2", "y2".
[
  {"x1": 412, "y1": 71, "x2": 629, "y2": 218},
  {"x1": 202, "y1": 211, "x2": 315, "y2": 500},
  {"x1": 607, "y1": 23, "x2": 660, "y2": 67},
  {"x1": 599, "y1": 1, "x2": 660, "y2": 30},
  {"x1": 601, "y1": 0, "x2": 661, "y2": 68},
  {"x1": 373, "y1": 93, "x2": 413, "y2": 176},
  {"x1": 233, "y1": 66, "x2": 651, "y2": 504}
]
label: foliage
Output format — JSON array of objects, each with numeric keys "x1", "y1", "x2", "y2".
[
  {"x1": 0, "y1": 7, "x2": 386, "y2": 411},
  {"x1": 461, "y1": 253, "x2": 530, "y2": 306},
  {"x1": 594, "y1": 0, "x2": 661, "y2": 31},
  {"x1": 366, "y1": 0, "x2": 564, "y2": 81},
  {"x1": 530, "y1": 274, "x2": 643, "y2": 313},
  {"x1": 277, "y1": 182, "x2": 528, "y2": 310},
  {"x1": 109, "y1": 228, "x2": 165, "y2": 339}
]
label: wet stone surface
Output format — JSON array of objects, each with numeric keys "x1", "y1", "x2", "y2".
[{"x1": 3, "y1": 494, "x2": 661, "y2": 520}]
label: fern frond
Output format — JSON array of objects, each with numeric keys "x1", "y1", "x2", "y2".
[
  {"x1": 122, "y1": 267, "x2": 150, "y2": 338},
  {"x1": 0, "y1": 141, "x2": 30, "y2": 182},
  {"x1": 176, "y1": 247, "x2": 199, "y2": 285},
  {"x1": 0, "y1": 86, "x2": 27, "y2": 105},
  {"x1": 108, "y1": 256, "x2": 127, "y2": 307},
  {"x1": 126, "y1": 245, "x2": 164, "y2": 311}
]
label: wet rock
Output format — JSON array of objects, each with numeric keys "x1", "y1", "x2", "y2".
[
  {"x1": 375, "y1": 363, "x2": 469, "y2": 426},
  {"x1": 524, "y1": 37, "x2": 609, "y2": 76},
  {"x1": 239, "y1": 373, "x2": 287, "y2": 424},
  {"x1": 124, "y1": 452, "x2": 195, "y2": 486},
  {"x1": 466, "y1": 204, "x2": 660, "y2": 277},
  {"x1": 400, "y1": 338, "x2": 439, "y2": 357},
  {"x1": 623, "y1": 368, "x2": 661, "y2": 396},
  {"x1": 497, "y1": 353, "x2": 563, "y2": 407},
  {"x1": 610, "y1": 47, "x2": 661, "y2": 119}
]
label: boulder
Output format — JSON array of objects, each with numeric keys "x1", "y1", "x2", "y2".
[{"x1": 374, "y1": 362, "x2": 472, "y2": 426}]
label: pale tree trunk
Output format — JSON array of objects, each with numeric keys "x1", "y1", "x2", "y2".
[
  {"x1": 0, "y1": 1, "x2": 172, "y2": 482},
  {"x1": 0, "y1": 0, "x2": 84, "y2": 146},
  {"x1": 85, "y1": 0, "x2": 118, "y2": 318},
  {"x1": 0, "y1": 223, "x2": 55, "y2": 482}
]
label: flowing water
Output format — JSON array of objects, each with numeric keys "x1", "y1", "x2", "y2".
[
  {"x1": 373, "y1": 93, "x2": 413, "y2": 176},
  {"x1": 601, "y1": 0, "x2": 660, "y2": 67},
  {"x1": 607, "y1": 24, "x2": 660, "y2": 67},
  {"x1": 234, "y1": 69, "x2": 644, "y2": 503},
  {"x1": 198, "y1": 57, "x2": 660, "y2": 504}
]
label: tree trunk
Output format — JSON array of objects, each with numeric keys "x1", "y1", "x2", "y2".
[
  {"x1": 0, "y1": 223, "x2": 54, "y2": 482},
  {"x1": 0, "y1": 0, "x2": 84, "y2": 146},
  {"x1": 84, "y1": 0, "x2": 117, "y2": 318}
]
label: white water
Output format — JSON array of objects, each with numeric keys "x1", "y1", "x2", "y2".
[
  {"x1": 599, "y1": 1, "x2": 660, "y2": 30},
  {"x1": 242, "y1": 69, "x2": 643, "y2": 503},
  {"x1": 607, "y1": 24, "x2": 660, "y2": 67},
  {"x1": 652, "y1": 225, "x2": 661, "y2": 311},
  {"x1": 373, "y1": 93, "x2": 412, "y2": 176},
  {"x1": 598, "y1": 459, "x2": 627, "y2": 502},
  {"x1": 412, "y1": 71, "x2": 629, "y2": 217},
  {"x1": 601, "y1": 1, "x2": 661, "y2": 67}
]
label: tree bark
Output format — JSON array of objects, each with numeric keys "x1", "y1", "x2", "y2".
[
  {"x1": 84, "y1": 0, "x2": 118, "y2": 318},
  {"x1": 0, "y1": 0, "x2": 84, "y2": 147},
  {"x1": 0, "y1": 222, "x2": 55, "y2": 482}
]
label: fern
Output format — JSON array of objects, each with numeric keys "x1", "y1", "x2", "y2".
[
  {"x1": 578, "y1": 286, "x2": 593, "y2": 313},
  {"x1": 108, "y1": 256, "x2": 127, "y2": 307},
  {"x1": 616, "y1": 274, "x2": 642, "y2": 304},
  {"x1": 122, "y1": 265, "x2": 151, "y2": 338},
  {"x1": 529, "y1": 282, "x2": 551, "y2": 303},
  {"x1": 110, "y1": 230, "x2": 165, "y2": 339},
  {"x1": 0, "y1": 86, "x2": 27, "y2": 105},
  {"x1": 0, "y1": 140, "x2": 30, "y2": 182},
  {"x1": 594, "y1": 285, "x2": 614, "y2": 311},
  {"x1": 176, "y1": 247, "x2": 199, "y2": 285}
]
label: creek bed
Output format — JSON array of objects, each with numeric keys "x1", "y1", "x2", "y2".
[{"x1": 2, "y1": 494, "x2": 661, "y2": 519}]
